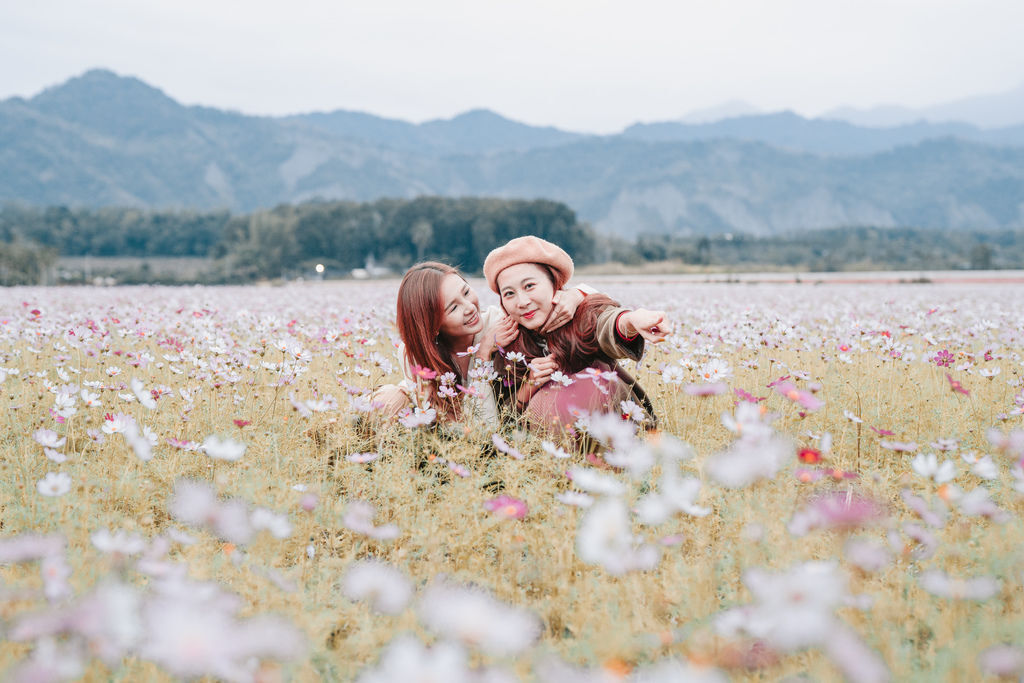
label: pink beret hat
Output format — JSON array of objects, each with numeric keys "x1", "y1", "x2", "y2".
[{"x1": 483, "y1": 236, "x2": 574, "y2": 293}]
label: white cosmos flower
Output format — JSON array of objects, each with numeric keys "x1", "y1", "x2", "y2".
[
  {"x1": 418, "y1": 579, "x2": 541, "y2": 656},
  {"x1": 91, "y1": 528, "x2": 146, "y2": 556},
  {"x1": 698, "y1": 358, "x2": 733, "y2": 382},
  {"x1": 576, "y1": 497, "x2": 660, "y2": 575},
  {"x1": 37, "y1": 472, "x2": 72, "y2": 497},
  {"x1": 80, "y1": 389, "x2": 102, "y2": 407},
  {"x1": 251, "y1": 507, "x2": 292, "y2": 539},
  {"x1": 541, "y1": 440, "x2": 571, "y2": 459},
  {"x1": 567, "y1": 467, "x2": 625, "y2": 497},
  {"x1": 910, "y1": 453, "x2": 956, "y2": 484},
  {"x1": 33, "y1": 428, "x2": 66, "y2": 449},
  {"x1": 130, "y1": 377, "x2": 157, "y2": 410},
  {"x1": 960, "y1": 452, "x2": 999, "y2": 479},
  {"x1": 201, "y1": 435, "x2": 246, "y2": 461},
  {"x1": 341, "y1": 560, "x2": 413, "y2": 615},
  {"x1": 356, "y1": 636, "x2": 470, "y2": 683}
]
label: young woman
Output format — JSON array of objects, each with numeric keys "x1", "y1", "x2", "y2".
[
  {"x1": 373, "y1": 261, "x2": 592, "y2": 426},
  {"x1": 482, "y1": 236, "x2": 668, "y2": 440}
]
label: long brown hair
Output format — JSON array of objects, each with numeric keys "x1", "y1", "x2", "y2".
[
  {"x1": 396, "y1": 261, "x2": 465, "y2": 418},
  {"x1": 498, "y1": 264, "x2": 619, "y2": 377}
]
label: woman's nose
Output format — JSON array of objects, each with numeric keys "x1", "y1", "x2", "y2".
[{"x1": 516, "y1": 291, "x2": 531, "y2": 308}]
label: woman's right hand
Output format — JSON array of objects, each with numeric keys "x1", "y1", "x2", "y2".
[
  {"x1": 618, "y1": 309, "x2": 669, "y2": 343},
  {"x1": 492, "y1": 313, "x2": 520, "y2": 349}
]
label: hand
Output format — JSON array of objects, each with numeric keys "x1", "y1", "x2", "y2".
[
  {"x1": 619, "y1": 309, "x2": 668, "y2": 343},
  {"x1": 525, "y1": 354, "x2": 558, "y2": 387},
  {"x1": 493, "y1": 313, "x2": 519, "y2": 348},
  {"x1": 540, "y1": 288, "x2": 585, "y2": 333}
]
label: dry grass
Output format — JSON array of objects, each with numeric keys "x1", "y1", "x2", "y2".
[{"x1": 1, "y1": 281, "x2": 1023, "y2": 681}]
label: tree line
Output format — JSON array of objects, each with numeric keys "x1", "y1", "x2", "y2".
[
  {"x1": 0, "y1": 198, "x2": 594, "y2": 284},
  {"x1": 1, "y1": 199, "x2": 1022, "y2": 285}
]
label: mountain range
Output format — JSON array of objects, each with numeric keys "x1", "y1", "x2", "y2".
[{"x1": 2, "y1": 69, "x2": 1023, "y2": 237}]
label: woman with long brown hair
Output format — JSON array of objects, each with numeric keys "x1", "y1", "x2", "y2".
[
  {"x1": 373, "y1": 260, "x2": 592, "y2": 426},
  {"x1": 482, "y1": 236, "x2": 668, "y2": 440}
]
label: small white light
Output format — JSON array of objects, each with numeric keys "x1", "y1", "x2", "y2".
[{"x1": 315, "y1": 264, "x2": 325, "y2": 273}]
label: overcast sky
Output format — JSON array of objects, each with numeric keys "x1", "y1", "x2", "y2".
[{"x1": 2, "y1": 0, "x2": 1023, "y2": 133}]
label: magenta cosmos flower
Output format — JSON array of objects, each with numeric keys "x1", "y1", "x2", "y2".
[{"x1": 483, "y1": 495, "x2": 528, "y2": 520}]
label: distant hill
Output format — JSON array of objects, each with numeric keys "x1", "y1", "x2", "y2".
[
  {"x1": 824, "y1": 81, "x2": 1024, "y2": 129},
  {"x1": 2, "y1": 69, "x2": 1023, "y2": 237}
]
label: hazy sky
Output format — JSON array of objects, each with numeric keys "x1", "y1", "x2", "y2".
[{"x1": 2, "y1": 0, "x2": 1023, "y2": 133}]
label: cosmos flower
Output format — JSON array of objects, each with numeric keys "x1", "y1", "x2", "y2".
[
  {"x1": 978, "y1": 645, "x2": 1024, "y2": 678},
  {"x1": 788, "y1": 493, "x2": 886, "y2": 536},
  {"x1": 341, "y1": 559, "x2": 413, "y2": 615},
  {"x1": 91, "y1": 528, "x2": 146, "y2": 557},
  {"x1": 491, "y1": 433, "x2": 524, "y2": 460},
  {"x1": 567, "y1": 467, "x2": 626, "y2": 497},
  {"x1": 541, "y1": 440, "x2": 571, "y2": 459},
  {"x1": 685, "y1": 382, "x2": 728, "y2": 396},
  {"x1": 715, "y1": 561, "x2": 849, "y2": 652},
  {"x1": 483, "y1": 495, "x2": 528, "y2": 520},
  {"x1": 399, "y1": 406, "x2": 436, "y2": 428},
  {"x1": 919, "y1": 570, "x2": 1001, "y2": 600},
  {"x1": 356, "y1": 636, "x2": 471, "y2": 683},
  {"x1": 555, "y1": 491, "x2": 594, "y2": 508},
  {"x1": 32, "y1": 428, "x2": 66, "y2": 449},
  {"x1": 880, "y1": 440, "x2": 918, "y2": 452},
  {"x1": 139, "y1": 577, "x2": 305, "y2": 680},
  {"x1": 37, "y1": 472, "x2": 72, "y2": 497},
  {"x1": 699, "y1": 358, "x2": 733, "y2": 382},
  {"x1": 705, "y1": 432, "x2": 793, "y2": 489},
  {"x1": 342, "y1": 500, "x2": 400, "y2": 540},
  {"x1": 201, "y1": 435, "x2": 246, "y2": 461},
  {"x1": 843, "y1": 538, "x2": 892, "y2": 572},
  {"x1": 910, "y1": 453, "x2": 956, "y2": 483},
  {"x1": 418, "y1": 579, "x2": 542, "y2": 656},
  {"x1": 576, "y1": 497, "x2": 660, "y2": 575}
]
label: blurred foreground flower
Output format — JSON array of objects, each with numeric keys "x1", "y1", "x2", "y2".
[
  {"x1": 201, "y1": 435, "x2": 246, "y2": 461},
  {"x1": 484, "y1": 495, "x2": 528, "y2": 520},
  {"x1": 919, "y1": 570, "x2": 1001, "y2": 600},
  {"x1": 342, "y1": 559, "x2": 413, "y2": 615},
  {"x1": 342, "y1": 500, "x2": 400, "y2": 540},
  {"x1": 37, "y1": 472, "x2": 72, "y2": 497},
  {"x1": 418, "y1": 578, "x2": 541, "y2": 656},
  {"x1": 788, "y1": 492, "x2": 886, "y2": 537}
]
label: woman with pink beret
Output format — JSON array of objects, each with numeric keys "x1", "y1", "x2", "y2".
[{"x1": 482, "y1": 236, "x2": 667, "y2": 441}]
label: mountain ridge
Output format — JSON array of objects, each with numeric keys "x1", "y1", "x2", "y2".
[{"x1": 2, "y1": 69, "x2": 1023, "y2": 237}]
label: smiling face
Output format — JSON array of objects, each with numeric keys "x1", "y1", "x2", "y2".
[
  {"x1": 437, "y1": 273, "x2": 483, "y2": 342},
  {"x1": 497, "y1": 263, "x2": 555, "y2": 331}
]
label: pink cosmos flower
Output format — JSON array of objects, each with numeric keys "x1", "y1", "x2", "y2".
[
  {"x1": 870, "y1": 426, "x2": 895, "y2": 437},
  {"x1": 484, "y1": 495, "x2": 528, "y2": 520},
  {"x1": 773, "y1": 382, "x2": 823, "y2": 412},
  {"x1": 788, "y1": 492, "x2": 886, "y2": 536},
  {"x1": 491, "y1": 434, "x2": 524, "y2": 460},
  {"x1": 979, "y1": 645, "x2": 1024, "y2": 678},
  {"x1": 684, "y1": 382, "x2": 728, "y2": 396},
  {"x1": 880, "y1": 440, "x2": 918, "y2": 452},
  {"x1": 932, "y1": 349, "x2": 955, "y2": 367},
  {"x1": 946, "y1": 373, "x2": 970, "y2": 396}
]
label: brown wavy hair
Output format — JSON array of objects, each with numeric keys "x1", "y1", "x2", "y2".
[{"x1": 396, "y1": 261, "x2": 465, "y2": 419}]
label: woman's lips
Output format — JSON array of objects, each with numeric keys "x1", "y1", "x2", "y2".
[
  {"x1": 522, "y1": 310, "x2": 536, "y2": 320},
  {"x1": 466, "y1": 312, "x2": 479, "y2": 326}
]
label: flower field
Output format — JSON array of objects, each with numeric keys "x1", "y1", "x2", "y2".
[{"x1": 2, "y1": 278, "x2": 1023, "y2": 682}]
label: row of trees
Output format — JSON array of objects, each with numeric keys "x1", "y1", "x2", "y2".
[
  {"x1": 610, "y1": 226, "x2": 1022, "y2": 271},
  {"x1": 2, "y1": 199, "x2": 1022, "y2": 284},
  {"x1": 1, "y1": 198, "x2": 595, "y2": 282}
]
